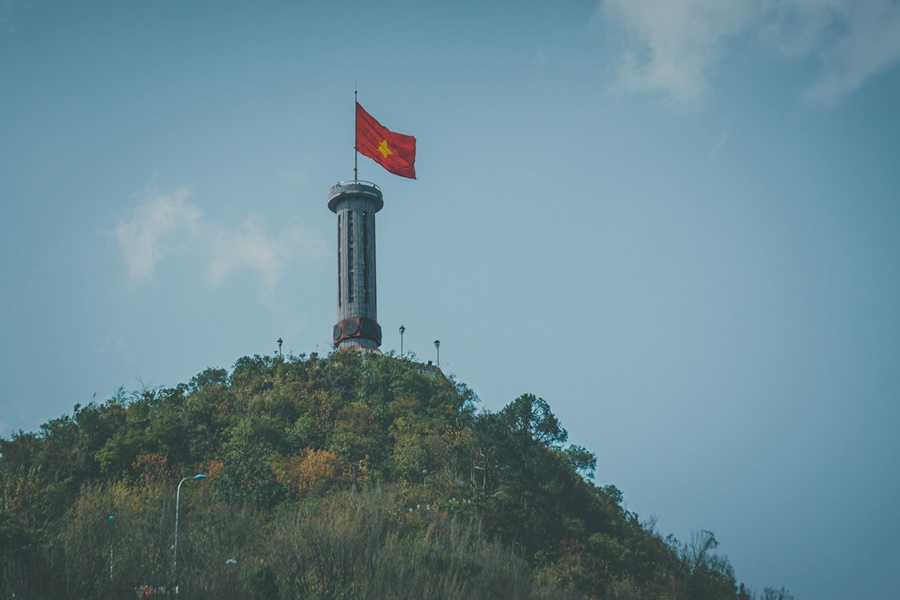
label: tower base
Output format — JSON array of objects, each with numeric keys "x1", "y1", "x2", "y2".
[{"x1": 333, "y1": 317, "x2": 382, "y2": 349}]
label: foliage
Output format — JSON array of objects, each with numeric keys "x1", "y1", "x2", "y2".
[{"x1": 0, "y1": 350, "x2": 784, "y2": 599}]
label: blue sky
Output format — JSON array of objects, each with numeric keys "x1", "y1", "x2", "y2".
[{"x1": 2, "y1": 1, "x2": 900, "y2": 597}]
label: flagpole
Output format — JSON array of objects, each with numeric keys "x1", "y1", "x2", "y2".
[{"x1": 353, "y1": 88, "x2": 358, "y2": 182}]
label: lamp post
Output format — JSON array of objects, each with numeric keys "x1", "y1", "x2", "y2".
[
  {"x1": 107, "y1": 514, "x2": 115, "y2": 582},
  {"x1": 399, "y1": 325, "x2": 405, "y2": 358},
  {"x1": 173, "y1": 474, "x2": 206, "y2": 593},
  {"x1": 434, "y1": 340, "x2": 440, "y2": 367}
]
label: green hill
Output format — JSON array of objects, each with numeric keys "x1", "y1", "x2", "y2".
[{"x1": 1, "y1": 351, "x2": 775, "y2": 599}]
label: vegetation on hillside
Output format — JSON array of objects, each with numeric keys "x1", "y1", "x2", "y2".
[{"x1": 0, "y1": 351, "x2": 789, "y2": 599}]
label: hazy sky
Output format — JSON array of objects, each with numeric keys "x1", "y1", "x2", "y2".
[{"x1": 2, "y1": 1, "x2": 899, "y2": 597}]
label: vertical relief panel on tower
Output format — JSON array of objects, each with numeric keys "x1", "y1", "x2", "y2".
[{"x1": 329, "y1": 181, "x2": 384, "y2": 349}]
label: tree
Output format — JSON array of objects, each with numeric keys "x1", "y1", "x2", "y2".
[
  {"x1": 275, "y1": 449, "x2": 346, "y2": 497},
  {"x1": 762, "y1": 586, "x2": 794, "y2": 600},
  {"x1": 328, "y1": 404, "x2": 388, "y2": 467},
  {"x1": 563, "y1": 444, "x2": 597, "y2": 482},
  {"x1": 215, "y1": 442, "x2": 286, "y2": 509},
  {"x1": 0, "y1": 352, "x2": 760, "y2": 599},
  {"x1": 498, "y1": 393, "x2": 567, "y2": 449}
]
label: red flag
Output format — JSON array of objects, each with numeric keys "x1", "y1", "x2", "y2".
[{"x1": 356, "y1": 102, "x2": 416, "y2": 179}]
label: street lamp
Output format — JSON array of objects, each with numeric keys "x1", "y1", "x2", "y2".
[
  {"x1": 108, "y1": 515, "x2": 115, "y2": 582},
  {"x1": 399, "y1": 325, "x2": 405, "y2": 357},
  {"x1": 173, "y1": 474, "x2": 206, "y2": 593},
  {"x1": 434, "y1": 340, "x2": 440, "y2": 367}
]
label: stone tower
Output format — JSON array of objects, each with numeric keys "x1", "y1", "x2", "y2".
[{"x1": 329, "y1": 181, "x2": 383, "y2": 350}]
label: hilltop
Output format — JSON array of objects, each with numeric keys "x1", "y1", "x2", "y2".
[{"x1": 0, "y1": 351, "x2": 785, "y2": 599}]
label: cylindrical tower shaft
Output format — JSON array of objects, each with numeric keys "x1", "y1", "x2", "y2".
[{"x1": 329, "y1": 181, "x2": 383, "y2": 349}]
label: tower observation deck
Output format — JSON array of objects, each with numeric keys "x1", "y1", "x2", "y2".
[{"x1": 329, "y1": 181, "x2": 383, "y2": 350}]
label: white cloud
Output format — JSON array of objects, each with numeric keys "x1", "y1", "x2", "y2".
[
  {"x1": 115, "y1": 187, "x2": 200, "y2": 284},
  {"x1": 600, "y1": 0, "x2": 900, "y2": 108},
  {"x1": 210, "y1": 217, "x2": 284, "y2": 288},
  {"x1": 208, "y1": 216, "x2": 325, "y2": 293},
  {"x1": 602, "y1": 0, "x2": 752, "y2": 109},
  {"x1": 115, "y1": 186, "x2": 324, "y2": 291},
  {"x1": 785, "y1": 0, "x2": 900, "y2": 106}
]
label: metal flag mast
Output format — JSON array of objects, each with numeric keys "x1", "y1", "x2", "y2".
[{"x1": 353, "y1": 88, "x2": 358, "y2": 182}]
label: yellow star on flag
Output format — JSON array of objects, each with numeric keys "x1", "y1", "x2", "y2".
[{"x1": 378, "y1": 139, "x2": 393, "y2": 158}]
